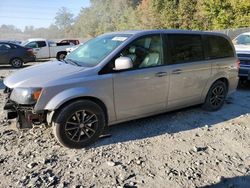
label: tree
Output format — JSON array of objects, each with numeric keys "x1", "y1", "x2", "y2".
[{"x1": 55, "y1": 7, "x2": 74, "y2": 30}]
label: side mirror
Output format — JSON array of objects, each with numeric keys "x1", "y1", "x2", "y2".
[{"x1": 114, "y1": 57, "x2": 133, "y2": 71}]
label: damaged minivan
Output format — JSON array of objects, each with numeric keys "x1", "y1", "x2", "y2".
[{"x1": 3, "y1": 30, "x2": 238, "y2": 149}]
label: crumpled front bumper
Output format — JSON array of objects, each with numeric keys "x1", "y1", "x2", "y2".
[{"x1": 3, "y1": 86, "x2": 46, "y2": 129}]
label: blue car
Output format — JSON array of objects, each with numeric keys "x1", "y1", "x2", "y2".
[{"x1": 0, "y1": 42, "x2": 35, "y2": 68}]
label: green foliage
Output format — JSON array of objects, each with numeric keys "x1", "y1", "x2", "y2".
[{"x1": 1, "y1": 0, "x2": 249, "y2": 39}]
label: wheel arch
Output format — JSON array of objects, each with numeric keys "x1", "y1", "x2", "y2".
[
  {"x1": 9, "y1": 57, "x2": 23, "y2": 64},
  {"x1": 201, "y1": 76, "x2": 229, "y2": 103},
  {"x1": 51, "y1": 96, "x2": 108, "y2": 125},
  {"x1": 214, "y1": 77, "x2": 229, "y2": 91}
]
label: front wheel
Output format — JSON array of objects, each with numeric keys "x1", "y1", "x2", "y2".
[
  {"x1": 53, "y1": 100, "x2": 106, "y2": 149},
  {"x1": 202, "y1": 80, "x2": 227, "y2": 111}
]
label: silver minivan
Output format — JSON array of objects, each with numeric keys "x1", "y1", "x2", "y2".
[{"x1": 3, "y1": 30, "x2": 238, "y2": 149}]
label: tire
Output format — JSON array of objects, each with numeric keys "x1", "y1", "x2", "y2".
[
  {"x1": 57, "y1": 52, "x2": 67, "y2": 61},
  {"x1": 53, "y1": 100, "x2": 106, "y2": 149},
  {"x1": 10, "y1": 58, "x2": 23, "y2": 68},
  {"x1": 202, "y1": 80, "x2": 227, "y2": 111}
]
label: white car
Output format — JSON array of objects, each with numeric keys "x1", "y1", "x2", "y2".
[
  {"x1": 66, "y1": 44, "x2": 80, "y2": 54},
  {"x1": 22, "y1": 38, "x2": 74, "y2": 60}
]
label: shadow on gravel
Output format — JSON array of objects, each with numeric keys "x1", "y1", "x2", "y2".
[
  {"x1": 93, "y1": 83, "x2": 250, "y2": 148},
  {"x1": 201, "y1": 175, "x2": 250, "y2": 188}
]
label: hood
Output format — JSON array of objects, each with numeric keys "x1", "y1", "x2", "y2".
[
  {"x1": 4, "y1": 61, "x2": 86, "y2": 88},
  {"x1": 234, "y1": 44, "x2": 250, "y2": 54}
]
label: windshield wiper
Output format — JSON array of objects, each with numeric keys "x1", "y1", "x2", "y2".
[{"x1": 64, "y1": 59, "x2": 81, "y2": 67}]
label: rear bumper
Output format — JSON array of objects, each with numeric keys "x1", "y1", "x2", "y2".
[
  {"x1": 228, "y1": 76, "x2": 239, "y2": 95},
  {"x1": 239, "y1": 66, "x2": 250, "y2": 79},
  {"x1": 23, "y1": 55, "x2": 36, "y2": 63}
]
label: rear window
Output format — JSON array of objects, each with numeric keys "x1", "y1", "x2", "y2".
[
  {"x1": 204, "y1": 35, "x2": 234, "y2": 59},
  {"x1": 168, "y1": 34, "x2": 204, "y2": 64}
]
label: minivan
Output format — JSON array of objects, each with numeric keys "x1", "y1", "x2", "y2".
[{"x1": 3, "y1": 30, "x2": 238, "y2": 149}]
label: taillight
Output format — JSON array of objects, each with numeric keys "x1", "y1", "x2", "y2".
[
  {"x1": 27, "y1": 48, "x2": 34, "y2": 55},
  {"x1": 236, "y1": 59, "x2": 240, "y2": 70}
]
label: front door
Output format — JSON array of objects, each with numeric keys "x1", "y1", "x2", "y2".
[
  {"x1": 113, "y1": 35, "x2": 169, "y2": 120},
  {"x1": 25, "y1": 41, "x2": 49, "y2": 59}
]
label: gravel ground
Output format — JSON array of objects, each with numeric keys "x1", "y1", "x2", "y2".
[{"x1": 0, "y1": 62, "x2": 250, "y2": 188}]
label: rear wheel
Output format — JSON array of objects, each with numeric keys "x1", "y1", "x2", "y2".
[
  {"x1": 53, "y1": 100, "x2": 106, "y2": 149},
  {"x1": 202, "y1": 80, "x2": 227, "y2": 111},
  {"x1": 10, "y1": 58, "x2": 23, "y2": 68}
]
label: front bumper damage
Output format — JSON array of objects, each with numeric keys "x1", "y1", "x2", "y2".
[{"x1": 3, "y1": 87, "x2": 46, "y2": 129}]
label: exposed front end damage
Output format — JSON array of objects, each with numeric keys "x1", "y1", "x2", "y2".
[{"x1": 3, "y1": 86, "x2": 46, "y2": 129}]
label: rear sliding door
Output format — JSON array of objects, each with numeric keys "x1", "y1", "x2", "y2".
[{"x1": 166, "y1": 34, "x2": 211, "y2": 110}]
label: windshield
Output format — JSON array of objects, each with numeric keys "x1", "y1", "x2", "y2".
[
  {"x1": 233, "y1": 34, "x2": 250, "y2": 45},
  {"x1": 65, "y1": 34, "x2": 131, "y2": 67}
]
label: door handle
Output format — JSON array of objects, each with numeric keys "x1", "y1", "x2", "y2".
[
  {"x1": 172, "y1": 69, "x2": 182, "y2": 74},
  {"x1": 155, "y1": 72, "x2": 167, "y2": 77}
]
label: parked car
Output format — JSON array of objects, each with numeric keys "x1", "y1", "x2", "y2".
[
  {"x1": 0, "y1": 42, "x2": 35, "y2": 68},
  {"x1": 66, "y1": 43, "x2": 84, "y2": 54},
  {"x1": 233, "y1": 32, "x2": 250, "y2": 81},
  {"x1": 3, "y1": 30, "x2": 238, "y2": 149},
  {"x1": 0, "y1": 40, "x2": 22, "y2": 45},
  {"x1": 22, "y1": 38, "x2": 74, "y2": 60},
  {"x1": 59, "y1": 39, "x2": 80, "y2": 45}
]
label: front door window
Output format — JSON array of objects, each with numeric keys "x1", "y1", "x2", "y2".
[{"x1": 120, "y1": 35, "x2": 163, "y2": 69}]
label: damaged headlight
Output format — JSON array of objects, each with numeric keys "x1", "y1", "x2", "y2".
[{"x1": 10, "y1": 88, "x2": 42, "y2": 105}]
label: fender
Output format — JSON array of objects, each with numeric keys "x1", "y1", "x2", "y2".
[
  {"x1": 43, "y1": 87, "x2": 94, "y2": 110},
  {"x1": 35, "y1": 87, "x2": 116, "y2": 123}
]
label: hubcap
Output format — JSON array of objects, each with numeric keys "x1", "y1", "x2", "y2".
[
  {"x1": 12, "y1": 59, "x2": 21, "y2": 67},
  {"x1": 59, "y1": 54, "x2": 66, "y2": 60},
  {"x1": 210, "y1": 86, "x2": 225, "y2": 107},
  {"x1": 65, "y1": 110, "x2": 98, "y2": 142}
]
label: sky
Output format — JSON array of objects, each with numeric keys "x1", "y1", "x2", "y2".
[{"x1": 0, "y1": 0, "x2": 90, "y2": 30}]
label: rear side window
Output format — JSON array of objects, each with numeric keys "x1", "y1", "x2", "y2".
[
  {"x1": 168, "y1": 34, "x2": 204, "y2": 64},
  {"x1": 204, "y1": 35, "x2": 234, "y2": 59},
  {"x1": 11, "y1": 44, "x2": 20, "y2": 49},
  {"x1": 37, "y1": 41, "x2": 46, "y2": 48}
]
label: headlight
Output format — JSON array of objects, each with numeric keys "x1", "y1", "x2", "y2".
[{"x1": 10, "y1": 88, "x2": 42, "y2": 105}]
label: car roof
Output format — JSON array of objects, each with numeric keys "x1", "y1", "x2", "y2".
[
  {"x1": 26, "y1": 38, "x2": 46, "y2": 42},
  {"x1": 105, "y1": 29, "x2": 226, "y2": 37},
  {"x1": 0, "y1": 41, "x2": 22, "y2": 46},
  {"x1": 239, "y1": 32, "x2": 250, "y2": 35}
]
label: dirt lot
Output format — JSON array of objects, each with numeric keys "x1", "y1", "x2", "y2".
[{"x1": 0, "y1": 62, "x2": 250, "y2": 188}]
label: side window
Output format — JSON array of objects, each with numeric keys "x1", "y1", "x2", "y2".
[
  {"x1": 0, "y1": 44, "x2": 11, "y2": 50},
  {"x1": 168, "y1": 34, "x2": 204, "y2": 64},
  {"x1": 120, "y1": 35, "x2": 163, "y2": 69},
  {"x1": 205, "y1": 35, "x2": 234, "y2": 59},
  {"x1": 10, "y1": 44, "x2": 20, "y2": 49},
  {"x1": 37, "y1": 41, "x2": 47, "y2": 48},
  {"x1": 25, "y1": 42, "x2": 38, "y2": 48}
]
